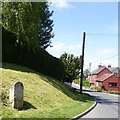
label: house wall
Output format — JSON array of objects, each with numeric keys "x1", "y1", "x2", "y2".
[
  {"x1": 118, "y1": 69, "x2": 120, "y2": 77},
  {"x1": 102, "y1": 75, "x2": 119, "y2": 91},
  {"x1": 90, "y1": 68, "x2": 111, "y2": 86},
  {"x1": 97, "y1": 68, "x2": 111, "y2": 78},
  {"x1": 89, "y1": 75, "x2": 97, "y2": 85}
]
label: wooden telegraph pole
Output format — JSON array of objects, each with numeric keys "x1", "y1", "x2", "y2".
[{"x1": 80, "y1": 32, "x2": 86, "y2": 94}]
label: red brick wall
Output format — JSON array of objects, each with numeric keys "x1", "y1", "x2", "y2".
[
  {"x1": 98, "y1": 68, "x2": 111, "y2": 78},
  {"x1": 90, "y1": 68, "x2": 112, "y2": 86},
  {"x1": 103, "y1": 75, "x2": 119, "y2": 91},
  {"x1": 90, "y1": 75, "x2": 97, "y2": 85}
]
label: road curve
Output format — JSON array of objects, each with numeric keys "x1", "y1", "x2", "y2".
[
  {"x1": 71, "y1": 83, "x2": 119, "y2": 119},
  {"x1": 82, "y1": 89, "x2": 119, "y2": 119}
]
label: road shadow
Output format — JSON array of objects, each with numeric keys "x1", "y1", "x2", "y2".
[
  {"x1": 2, "y1": 63, "x2": 38, "y2": 74},
  {"x1": 83, "y1": 89, "x2": 96, "y2": 93},
  {"x1": 42, "y1": 76, "x2": 94, "y2": 102},
  {"x1": 91, "y1": 95, "x2": 120, "y2": 105}
]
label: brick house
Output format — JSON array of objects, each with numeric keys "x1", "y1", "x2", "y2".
[{"x1": 89, "y1": 65, "x2": 120, "y2": 91}]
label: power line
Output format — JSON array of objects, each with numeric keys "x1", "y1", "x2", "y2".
[
  {"x1": 91, "y1": 54, "x2": 118, "y2": 64},
  {"x1": 87, "y1": 33, "x2": 117, "y2": 37}
]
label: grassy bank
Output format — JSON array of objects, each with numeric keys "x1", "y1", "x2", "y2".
[{"x1": 1, "y1": 63, "x2": 95, "y2": 118}]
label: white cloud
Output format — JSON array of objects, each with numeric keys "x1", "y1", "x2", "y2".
[
  {"x1": 46, "y1": 41, "x2": 82, "y2": 57},
  {"x1": 49, "y1": 0, "x2": 74, "y2": 9},
  {"x1": 99, "y1": 48, "x2": 116, "y2": 55}
]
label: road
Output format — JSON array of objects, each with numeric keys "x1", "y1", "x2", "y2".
[
  {"x1": 71, "y1": 83, "x2": 119, "y2": 119},
  {"x1": 82, "y1": 90, "x2": 119, "y2": 119}
]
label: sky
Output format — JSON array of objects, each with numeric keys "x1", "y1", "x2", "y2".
[{"x1": 46, "y1": 1, "x2": 118, "y2": 71}]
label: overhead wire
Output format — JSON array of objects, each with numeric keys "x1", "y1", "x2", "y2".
[
  {"x1": 91, "y1": 54, "x2": 118, "y2": 64},
  {"x1": 85, "y1": 32, "x2": 118, "y2": 64},
  {"x1": 87, "y1": 33, "x2": 118, "y2": 37}
]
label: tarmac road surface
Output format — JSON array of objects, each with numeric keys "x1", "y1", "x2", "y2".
[
  {"x1": 82, "y1": 90, "x2": 119, "y2": 119},
  {"x1": 71, "y1": 83, "x2": 119, "y2": 119}
]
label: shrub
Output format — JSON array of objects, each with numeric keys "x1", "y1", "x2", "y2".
[
  {"x1": 90, "y1": 86, "x2": 102, "y2": 92},
  {"x1": 83, "y1": 80, "x2": 90, "y2": 87},
  {"x1": 2, "y1": 28, "x2": 65, "y2": 80},
  {"x1": 107, "y1": 90, "x2": 119, "y2": 95},
  {"x1": 73, "y1": 79, "x2": 80, "y2": 84}
]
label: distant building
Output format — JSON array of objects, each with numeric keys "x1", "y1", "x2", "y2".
[{"x1": 89, "y1": 64, "x2": 120, "y2": 91}]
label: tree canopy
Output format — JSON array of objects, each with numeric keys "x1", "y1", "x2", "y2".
[
  {"x1": 60, "y1": 53, "x2": 82, "y2": 83},
  {"x1": 2, "y1": 2, "x2": 54, "y2": 49}
]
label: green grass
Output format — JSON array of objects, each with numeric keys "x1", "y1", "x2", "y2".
[{"x1": 1, "y1": 63, "x2": 95, "y2": 118}]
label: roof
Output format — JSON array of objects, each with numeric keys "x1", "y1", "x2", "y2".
[
  {"x1": 96, "y1": 74, "x2": 114, "y2": 82},
  {"x1": 91, "y1": 66, "x2": 106, "y2": 75},
  {"x1": 108, "y1": 67, "x2": 119, "y2": 72}
]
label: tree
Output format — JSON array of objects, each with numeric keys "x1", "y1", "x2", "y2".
[
  {"x1": 60, "y1": 53, "x2": 82, "y2": 83},
  {"x1": 2, "y1": 2, "x2": 54, "y2": 49},
  {"x1": 39, "y1": 2, "x2": 54, "y2": 49},
  {"x1": 84, "y1": 69, "x2": 89, "y2": 79}
]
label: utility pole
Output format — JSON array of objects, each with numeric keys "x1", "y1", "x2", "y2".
[{"x1": 80, "y1": 32, "x2": 86, "y2": 94}]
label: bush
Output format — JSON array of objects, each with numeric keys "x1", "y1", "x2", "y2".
[
  {"x1": 2, "y1": 28, "x2": 65, "y2": 80},
  {"x1": 90, "y1": 86, "x2": 102, "y2": 92},
  {"x1": 83, "y1": 80, "x2": 90, "y2": 87},
  {"x1": 107, "y1": 90, "x2": 119, "y2": 95},
  {"x1": 73, "y1": 79, "x2": 80, "y2": 84}
]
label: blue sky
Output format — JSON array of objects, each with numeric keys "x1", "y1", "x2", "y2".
[{"x1": 46, "y1": 1, "x2": 118, "y2": 71}]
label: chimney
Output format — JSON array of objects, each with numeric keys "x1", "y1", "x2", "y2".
[
  {"x1": 98, "y1": 63, "x2": 102, "y2": 68},
  {"x1": 108, "y1": 64, "x2": 111, "y2": 68}
]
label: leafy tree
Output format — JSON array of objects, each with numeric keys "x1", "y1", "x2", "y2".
[
  {"x1": 2, "y1": 2, "x2": 54, "y2": 49},
  {"x1": 39, "y1": 2, "x2": 54, "y2": 49},
  {"x1": 84, "y1": 69, "x2": 89, "y2": 79},
  {"x1": 60, "y1": 53, "x2": 82, "y2": 83}
]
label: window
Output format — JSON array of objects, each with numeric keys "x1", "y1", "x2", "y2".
[{"x1": 108, "y1": 82, "x2": 117, "y2": 87}]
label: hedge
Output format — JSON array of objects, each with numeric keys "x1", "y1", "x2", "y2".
[{"x1": 2, "y1": 27, "x2": 65, "y2": 80}]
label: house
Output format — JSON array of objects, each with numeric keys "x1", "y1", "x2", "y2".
[
  {"x1": 108, "y1": 64, "x2": 120, "y2": 76},
  {"x1": 89, "y1": 65, "x2": 112, "y2": 86},
  {"x1": 96, "y1": 74, "x2": 119, "y2": 91},
  {"x1": 89, "y1": 64, "x2": 120, "y2": 91}
]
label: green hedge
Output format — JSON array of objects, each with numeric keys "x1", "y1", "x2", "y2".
[{"x1": 2, "y1": 27, "x2": 65, "y2": 80}]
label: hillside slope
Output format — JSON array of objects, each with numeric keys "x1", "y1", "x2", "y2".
[{"x1": 1, "y1": 63, "x2": 94, "y2": 118}]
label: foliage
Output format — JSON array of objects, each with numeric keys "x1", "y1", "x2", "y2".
[
  {"x1": 60, "y1": 53, "x2": 82, "y2": 83},
  {"x1": 2, "y1": 2, "x2": 54, "y2": 49},
  {"x1": 73, "y1": 79, "x2": 90, "y2": 88},
  {"x1": 83, "y1": 79, "x2": 90, "y2": 87},
  {"x1": 84, "y1": 69, "x2": 90, "y2": 79},
  {"x1": 106, "y1": 90, "x2": 120, "y2": 95},
  {"x1": 1, "y1": 63, "x2": 95, "y2": 118},
  {"x1": 73, "y1": 79, "x2": 80, "y2": 84},
  {"x1": 2, "y1": 28, "x2": 64, "y2": 80},
  {"x1": 90, "y1": 86, "x2": 102, "y2": 92},
  {"x1": 39, "y1": 2, "x2": 54, "y2": 49}
]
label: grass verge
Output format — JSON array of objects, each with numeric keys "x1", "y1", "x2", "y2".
[{"x1": 1, "y1": 63, "x2": 95, "y2": 118}]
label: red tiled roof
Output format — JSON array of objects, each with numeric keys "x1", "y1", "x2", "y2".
[
  {"x1": 96, "y1": 74, "x2": 114, "y2": 82},
  {"x1": 91, "y1": 66, "x2": 111, "y2": 75}
]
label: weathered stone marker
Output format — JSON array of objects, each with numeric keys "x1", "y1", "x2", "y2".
[{"x1": 10, "y1": 82, "x2": 24, "y2": 109}]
